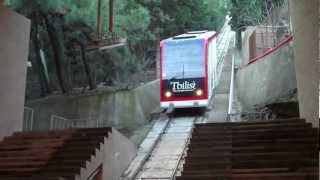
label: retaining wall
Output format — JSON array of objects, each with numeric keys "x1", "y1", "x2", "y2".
[
  {"x1": 27, "y1": 80, "x2": 160, "y2": 136},
  {"x1": 237, "y1": 32, "x2": 297, "y2": 110}
]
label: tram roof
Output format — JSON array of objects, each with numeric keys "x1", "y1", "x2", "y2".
[{"x1": 161, "y1": 31, "x2": 217, "y2": 43}]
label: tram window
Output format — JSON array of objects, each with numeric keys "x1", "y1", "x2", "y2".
[{"x1": 163, "y1": 39, "x2": 204, "y2": 79}]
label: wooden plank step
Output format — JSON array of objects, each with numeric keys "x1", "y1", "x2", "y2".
[
  {"x1": 0, "y1": 167, "x2": 40, "y2": 173},
  {"x1": 4, "y1": 134, "x2": 106, "y2": 141},
  {"x1": 231, "y1": 144, "x2": 318, "y2": 153},
  {"x1": 194, "y1": 121, "x2": 308, "y2": 130},
  {"x1": 190, "y1": 137, "x2": 318, "y2": 145},
  {"x1": 183, "y1": 161, "x2": 232, "y2": 171},
  {"x1": 232, "y1": 152, "x2": 318, "y2": 161},
  {"x1": 185, "y1": 157, "x2": 231, "y2": 164},
  {"x1": 176, "y1": 174, "x2": 231, "y2": 180},
  {"x1": 0, "y1": 155, "x2": 52, "y2": 162},
  {"x1": 0, "y1": 158, "x2": 87, "y2": 168},
  {"x1": 187, "y1": 144, "x2": 318, "y2": 155},
  {"x1": 12, "y1": 127, "x2": 111, "y2": 136},
  {"x1": 181, "y1": 169, "x2": 231, "y2": 175},
  {"x1": 0, "y1": 161, "x2": 48, "y2": 168},
  {"x1": 0, "y1": 138, "x2": 67, "y2": 146},
  {"x1": 177, "y1": 172, "x2": 318, "y2": 180},
  {"x1": 232, "y1": 138, "x2": 318, "y2": 146},
  {"x1": 39, "y1": 166, "x2": 81, "y2": 173},
  {"x1": 186, "y1": 152, "x2": 232, "y2": 158},
  {"x1": 0, "y1": 149, "x2": 56, "y2": 157},
  {"x1": 233, "y1": 159, "x2": 318, "y2": 169},
  {"x1": 192, "y1": 127, "x2": 316, "y2": 136},
  {"x1": 194, "y1": 125, "x2": 313, "y2": 133},
  {"x1": 0, "y1": 143, "x2": 64, "y2": 152},
  {"x1": 195, "y1": 119, "x2": 305, "y2": 127},
  {"x1": 0, "y1": 139, "x2": 102, "y2": 151},
  {"x1": 192, "y1": 128, "x2": 319, "y2": 138},
  {"x1": 232, "y1": 172, "x2": 318, "y2": 180},
  {"x1": 231, "y1": 122, "x2": 310, "y2": 129},
  {"x1": 0, "y1": 177, "x2": 59, "y2": 180},
  {"x1": 187, "y1": 146, "x2": 232, "y2": 153},
  {"x1": 232, "y1": 167, "x2": 319, "y2": 174},
  {"x1": 189, "y1": 141, "x2": 232, "y2": 147},
  {"x1": 185, "y1": 152, "x2": 317, "y2": 164}
]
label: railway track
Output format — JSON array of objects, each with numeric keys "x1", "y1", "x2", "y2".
[
  {"x1": 121, "y1": 112, "x2": 202, "y2": 180},
  {"x1": 135, "y1": 116, "x2": 196, "y2": 180}
]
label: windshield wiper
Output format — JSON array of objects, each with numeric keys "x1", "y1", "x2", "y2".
[{"x1": 169, "y1": 65, "x2": 185, "y2": 81}]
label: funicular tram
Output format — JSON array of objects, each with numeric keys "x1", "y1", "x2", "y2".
[{"x1": 160, "y1": 30, "x2": 218, "y2": 108}]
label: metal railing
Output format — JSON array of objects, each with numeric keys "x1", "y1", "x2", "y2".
[
  {"x1": 227, "y1": 109, "x2": 273, "y2": 122},
  {"x1": 216, "y1": 18, "x2": 234, "y2": 86},
  {"x1": 50, "y1": 115, "x2": 102, "y2": 129},
  {"x1": 228, "y1": 55, "x2": 235, "y2": 116},
  {"x1": 23, "y1": 107, "x2": 34, "y2": 131}
]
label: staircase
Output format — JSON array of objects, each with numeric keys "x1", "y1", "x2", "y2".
[
  {"x1": 0, "y1": 128, "x2": 112, "y2": 180},
  {"x1": 176, "y1": 118, "x2": 319, "y2": 180}
]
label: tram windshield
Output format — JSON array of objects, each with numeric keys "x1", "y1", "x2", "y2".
[{"x1": 163, "y1": 39, "x2": 205, "y2": 80}]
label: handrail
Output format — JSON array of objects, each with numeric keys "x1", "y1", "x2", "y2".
[
  {"x1": 50, "y1": 115, "x2": 100, "y2": 129},
  {"x1": 245, "y1": 34, "x2": 293, "y2": 67},
  {"x1": 228, "y1": 55, "x2": 235, "y2": 116},
  {"x1": 23, "y1": 107, "x2": 34, "y2": 131},
  {"x1": 227, "y1": 110, "x2": 273, "y2": 121}
]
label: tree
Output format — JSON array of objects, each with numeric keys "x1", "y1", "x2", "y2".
[{"x1": 67, "y1": 29, "x2": 97, "y2": 90}]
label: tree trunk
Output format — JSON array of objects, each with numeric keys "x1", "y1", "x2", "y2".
[
  {"x1": 79, "y1": 42, "x2": 96, "y2": 90},
  {"x1": 236, "y1": 30, "x2": 242, "y2": 50},
  {"x1": 97, "y1": 0, "x2": 103, "y2": 39},
  {"x1": 31, "y1": 14, "x2": 51, "y2": 96},
  {"x1": 109, "y1": 0, "x2": 114, "y2": 33},
  {"x1": 43, "y1": 13, "x2": 71, "y2": 94}
]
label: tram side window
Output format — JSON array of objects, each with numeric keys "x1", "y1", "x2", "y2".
[{"x1": 163, "y1": 39, "x2": 205, "y2": 79}]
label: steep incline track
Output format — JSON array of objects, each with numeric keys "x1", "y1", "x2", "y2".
[{"x1": 135, "y1": 117, "x2": 195, "y2": 180}]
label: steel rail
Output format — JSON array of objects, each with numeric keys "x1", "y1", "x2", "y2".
[{"x1": 170, "y1": 117, "x2": 197, "y2": 180}]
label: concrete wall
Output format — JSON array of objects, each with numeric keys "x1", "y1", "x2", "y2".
[
  {"x1": 102, "y1": 128, "x2": 137, "y2": 180},
  {"x1": 0, "y1": 6, "x2": 30, "y2": 140},
  {"x1": 241, "y1": 27, "x2": 256, "y2": 65},
  {"x1": 237, "y1": 43, "x2": 297, "y2": 110},
  {"x1": 290, "y1": 0, "x2": 319, "y2": 127},
  {"x1": 76, "y1": 128, "x2": 137, "y2": 180},
  {"x1": 27, "y1": 80, "x2": 160, "y2": 135}
]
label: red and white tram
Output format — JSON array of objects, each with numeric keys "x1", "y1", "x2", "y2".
[{"x1": 160, "y1": 30, "x2": 218, "y2": 108}]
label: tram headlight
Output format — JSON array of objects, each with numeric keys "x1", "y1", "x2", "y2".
[
  {"x1": 165, "y1": 91, "x2": 172, "y2": 98},
  {"x1": 195, "y1": 89, "x2": 203, "y2": 96}
]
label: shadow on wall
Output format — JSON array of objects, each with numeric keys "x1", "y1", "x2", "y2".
[
  {"x1": 26, "y1": 80, "x2": 160, "y2": 136},
  {"x1": 236, "y1": 29, "x2": 297, "y2": 111}
]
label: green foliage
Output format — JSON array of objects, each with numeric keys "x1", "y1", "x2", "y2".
[
  {"x1": 5, "y1": 0, "x2": 228, "y2": 98},
  {"x1": 137, "y1": 0, "x2": 227, "y2": 38},
  {"x1": 229, "y1": 0, "x2": 263, "y2": 31},
  {"x1": 228, "y1": 0, "x2": 284, "y2": 32}
]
